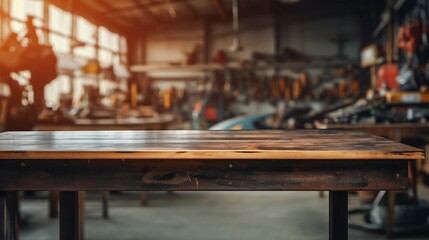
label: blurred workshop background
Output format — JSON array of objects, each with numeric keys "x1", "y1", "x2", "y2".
[{"x1": 0, "y1": 0, "x2": 429, "y2": 240}]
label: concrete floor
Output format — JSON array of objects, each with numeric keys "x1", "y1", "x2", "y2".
[{"x1": 20, "y1": 189, "x2": 429, "y2": 240}]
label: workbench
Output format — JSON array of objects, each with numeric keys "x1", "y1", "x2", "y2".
[
  {"x1": 0, "y1": 130, "x2": 423, "y2": 240},
  {"x1": 34, "y1": 114, "x2": 175, "y2": 218},
  {"x1": 320, "y1": 123, "x2": 429, "y2": 239},
  {"x1": 322, "y1": 123, "x2": 429, "y2": 142},
  {"x1": 34, "y1": 115, "x2": 174, "y2": 131}
]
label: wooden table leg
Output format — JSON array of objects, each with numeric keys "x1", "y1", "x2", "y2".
[
  {"x1": 14, "y1": 192, "x2": 19, "y2": 240},
  {"x1": 0, "y1": 192, "x2": 18, "y2": 240},
  {"x1": 140, "y1": 192, "x2": 148, "y2": 206},
  {"x1": 329, "y1": 191, "x2": 348, "y2": 240},
  {"x1": 101, "y1": 191, "x2": 109, "y2": 219},
  {"x1": 60, "y1": 191, "x2": 79, "y2": 240},
  {"x1": 386, "y1": 191, "x2": 395, "y2": 240},
  {"x1": 409, "y1": 160, "x2": 418, "y2": 200},
  {"x1": 1, "y1": 191, "x2": 5, "y2": 239},
  {"x1": 6, "y1": 192, "x2": 17, "y2": 240},
  {"x1": 78, "y1": 192, "x2": 85, "y2": 240},
  {"x1": 49, "y1": 191, "x2": 59, "y2": 218}
]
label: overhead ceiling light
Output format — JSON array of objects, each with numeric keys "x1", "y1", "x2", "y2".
[
  {"x1": 167, "y1": 0, "x2": 177, "y2": 18},
  {"x1": 168, "y1": 6, "x2": 177, "y2": 18}
]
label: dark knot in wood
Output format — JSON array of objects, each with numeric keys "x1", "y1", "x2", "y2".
[{"x1": 141, "y1": 171, "x2": 191, "y2": 185}]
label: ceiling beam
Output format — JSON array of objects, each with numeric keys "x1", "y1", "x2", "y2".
[
  {"x1": 279, "y1": 0, "x2": 364, "y2": 22},
  {"x1": 141, "y1": 7, "x2": 269, "y2": 32},
  {"x1": 130, "y1": 0, "x2": 375, "y2": 32},
  {"x1": 211, "y1": 0, "x2": 228, "y2": 19},
  {"x1": 106, "y1": 0, "x2": 189, "y2": 16},
  {"x1": 183, "y1": 1, "x2": 199, "y2": 18},
  {"x1": 46, "y1": 0, "x2": 134, "y2": 36},
  {"x1": 93, "y1": 0, "x2": 143, "y2": 26},
  {"x1": 132, "y1": 0, "x2": 164, "y2": 23}
]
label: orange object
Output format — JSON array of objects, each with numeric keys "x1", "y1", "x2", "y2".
[{"x1": 130, "y1": 83, "x2": 138, "y2": 109}]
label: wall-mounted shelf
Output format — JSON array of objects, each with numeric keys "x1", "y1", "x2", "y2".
[
  {"x1": 130, "y1": 60, "x2": 355, "y2": 74},
  {"x1": 130, "y1": 64, "x2": 233, "y2": 73}
]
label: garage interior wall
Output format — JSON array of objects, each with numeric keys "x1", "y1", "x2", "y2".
[
  {"x1": 144, "y1": 14, "x2": 361, "y2": 64},
  {"x1": 281, "y1": 16, "x2": 361, "y2": 60}
]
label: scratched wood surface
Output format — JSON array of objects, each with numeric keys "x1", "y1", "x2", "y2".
[
  {"x1": 323, "y1": 123, "x2": 429, "y2": 142},
  {"x1": 0, "y1": 130, "x2": 423, "y2": 160}
]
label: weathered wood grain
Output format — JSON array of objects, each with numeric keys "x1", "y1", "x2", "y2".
[
  {"x1": 0, "y1": 130, "x2": 423, "y2": 160},
  {"x1": 323, "y1": 123, "x2": 429, "y2": 142},
  {"x1": 0, "y1": 130, "x2": 413, "y2": 240},
  {"x1": 0, "y1": 160, "x2": 408, "y2": 191},
  {"x1": 34, "y1": 114, "x2": 174, "y2": 131}
]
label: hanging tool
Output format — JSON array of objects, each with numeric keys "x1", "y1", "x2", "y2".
[{"x1": 229, "y1": 0, "x2": 243, "y2": 52}]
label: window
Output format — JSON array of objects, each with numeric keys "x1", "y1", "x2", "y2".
[
  {"x1": 49, "y1": 34, "x2": 71, "y2": 53},
  {"x1": 99, "y1": 27, "x2": 113, "y2": 50},
  {"x1": 10, "y1": 0, "x2": 44, "y2": 41},
  {"x1": 99, "y1": 49, "x2": 113, "y2": 67},
  {"x1": 76, "y1": 17, "x2": 96, "y2": 44},
  {"x1": 45, "y1": 75, "x2": 70, "y2": 108},
  {"x1": 75, "y1": 17, "x2": 96, "y2": 60},
  {"x1": 99, "y1": 27, "x2": 120, "y2": 56},
  {"x1": 49, "y1": 5, "x2": 71, "y2": 36},
  {"x1": 98, "y1": 27, "x2": 123, "y2": 69},
  {"x1": 111, "y1": 34, "x2": 119, "y2": 52},
  {"x1": 1, "y1": 0, "x2": 128, "y2": 106},
  {"x1": 11, "y1": 0, "x2": 43, "y2": 23},
  {"x1": 48, "y1": 5, "x2": 71, "y2": 54},
  {"x1": 0, "y1": 2, "x2": 3, "y2": 41},
  {"x1": 9, "y1": 20, "x2": 24, "y2": 33},
  {"x1": 120, "y1": 37, "x2": 128, "y2": 64},
  {"x1": 49, "y1": 5, "x2": 72, "y2": 53},
  {"x1": 74, "y1": 45, "x2": 96, "y2": 60}
]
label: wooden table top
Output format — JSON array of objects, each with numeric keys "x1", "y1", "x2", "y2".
[
  {"x1": 324, "y1": 123, "x2": 429, "y2": 130},
  {"x1": 321, "y1": 123, "x2": 429, "y2": 142},
  {"x1": 0, "y1": 130, "x2": 423, "y2": 160},
  {"x1": 34, "y1": 115, "x2": 174, "y2": 131}
]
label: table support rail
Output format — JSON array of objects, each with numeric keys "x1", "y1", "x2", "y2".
[{"x1": 329, "y1": 191, "x2": 348, "y2": 240}]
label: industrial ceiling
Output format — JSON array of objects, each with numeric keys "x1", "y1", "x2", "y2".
[{"x1": 47, "y1": 0, "x2": 380, "y2": 36}]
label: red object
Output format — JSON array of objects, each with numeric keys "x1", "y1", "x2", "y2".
[
  {"x1": 377, "y1": 64, "x2": 399, "y2": 90},
  {"x1": 204, "y1": 107, "x2": 218, "y2": 121},
  {"x1": 398, "y1": 19, "x2": 427, "y2": 54},
  {"x1": 194, "y1": 103, "x2": 218, "y2": 121},
  {"x1": 213, "y1": 50, "x2": 227, "y2": 65}
]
